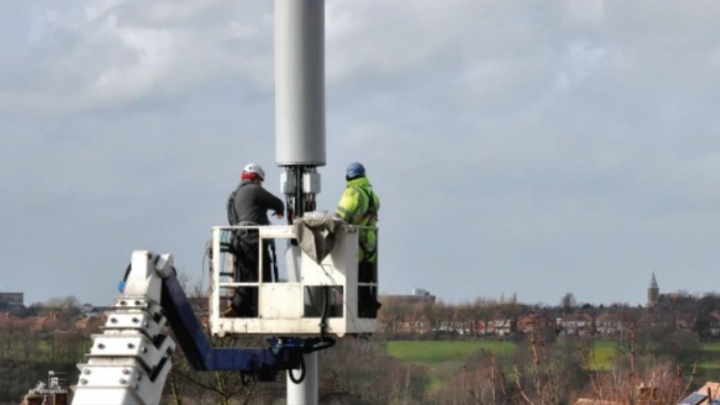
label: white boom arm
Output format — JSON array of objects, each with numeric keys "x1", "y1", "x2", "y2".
[{"x1": 71, "y1": 251, "x2": 176, "y2": 405}]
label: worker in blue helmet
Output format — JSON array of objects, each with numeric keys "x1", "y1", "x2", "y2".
[{"x1": 335, "y1": 162, "x2": 382, "y2": 318}]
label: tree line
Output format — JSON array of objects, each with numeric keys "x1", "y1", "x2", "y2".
[{"x1": 2, "y1": 289, "x2": 717, "y2": 404}]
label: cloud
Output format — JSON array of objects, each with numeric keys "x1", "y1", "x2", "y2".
[
  {"x1": 1, "y1": 0, "x2": 275, "y2": 115},
  {"x1": 2, "y1": 0, "x2": 720, "y2": 307}
]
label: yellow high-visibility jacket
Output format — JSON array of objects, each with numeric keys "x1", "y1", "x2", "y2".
[{"x1": 335, "y1": 177, "x2": 380, "y2": 263}]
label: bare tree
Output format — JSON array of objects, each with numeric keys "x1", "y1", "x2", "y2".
[
  {"x1": 575, "y1": 325, "x2": 698, "y2": 404},
  {"x1": 318, "y1": 336, "x2": 428, "y2": 404},
  {"x1": 561, "y1": 293, "x2": 577, "y2": 315}
]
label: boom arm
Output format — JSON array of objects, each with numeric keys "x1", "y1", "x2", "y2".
[{"x1": 71, "y1": 250, "x2": 324, "y2": 405}]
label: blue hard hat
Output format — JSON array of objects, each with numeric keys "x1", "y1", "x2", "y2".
[{"x1": 346, "y1": 162, "x2": 365, "y2": 178}]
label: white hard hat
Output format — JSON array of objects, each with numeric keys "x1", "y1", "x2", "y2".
[{"x1": 243, "y1": 163, "x2": 265, "y2": 180}]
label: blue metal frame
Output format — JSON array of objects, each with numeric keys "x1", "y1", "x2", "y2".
[
  {"x1": 678, "y1": 392, "x2": 708, "y2": 405},
  {"x1": 158, "y1": 268, "x2": 306, "y2": 381}
]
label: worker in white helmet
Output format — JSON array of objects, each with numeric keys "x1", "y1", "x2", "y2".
[{"x1": 225, "y1": 163, "x2": 285, "y2": 317}]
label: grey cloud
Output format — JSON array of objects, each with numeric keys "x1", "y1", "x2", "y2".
[{"x1": 0, "y1": 0, "x2": 275, "y2": 115}]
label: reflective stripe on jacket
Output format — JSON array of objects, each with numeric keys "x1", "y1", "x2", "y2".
[{"x1": 335, "y1": 177, "x2": 380, "y2": 262}]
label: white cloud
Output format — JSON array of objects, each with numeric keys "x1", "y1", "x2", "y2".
[
  {"x1": 2, "y1": 0, "x2": 275, "y2": 115},
  {"x1": 90, "y1": 27, "x2": 175, "y2": 104}
]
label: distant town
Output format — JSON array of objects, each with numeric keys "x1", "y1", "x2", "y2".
[
  {"x1": 3, "y1": 273, "x2": 720, "y2": 404},
  {"x1": 2, "y1": 272, "x2": 720, "y2": 339},
  {"x1": 377, "y1": 274, "x2": 720, "y2": 340}
]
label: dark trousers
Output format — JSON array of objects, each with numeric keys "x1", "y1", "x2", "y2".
[
  {"x1": 358, "y1": 261, "x2": 381, "y2": 318},
  {"x1": 232, "y1": 237, "x2": 273, "y2": 317}
]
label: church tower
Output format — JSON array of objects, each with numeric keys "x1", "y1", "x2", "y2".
[{"x1": 647, "y1": 272, "x2": 659, "y2": 307}]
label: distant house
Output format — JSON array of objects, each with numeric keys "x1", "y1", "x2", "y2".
[
  {"x1": 79, "y1": 303, "x2": 95, "y2": 316},
  {"x1": 75, "y1": 314, "x2": 107, "y2": 337},
  {"x1": 676, "y1": 313, "x2": 696, "y2": 330},
  {"x1": 79, "y1": 304, "x2": 113, "y2": 318},
  {"x1": 31, "y1": 312, "x2": 63, "y2": 334},
  {"x1": 707, "y1": 312, "x2": 720, "y2": 337},
  {"x1": 411, "y1": 316, "x2": 431, "y2": 334},
  {"x1": 638, "y1": 313, "x2": 675, "y2": 329},
  {"x1": 656, "y1": 293, "x2": 682, "y2": 304},
  {"x1": 0, "y1": 312, "x2": 21, "y2": 324},
  {"x1": 481, "y1": 317, "x2": 515, "y2": 336},
  {"x1": 595, "y1": 313, "x2": 631, "y2": 337},
  {"x1": 558, "y1": 313, "x2": 594, "y2": 336},
  {"x1": 517, "y1": 313, "x2": 555, "y2": 335},
  {"x1": 0, "y1": 312, "x2": 32, "y2": 333},
  {"x1": 437, "y1": 320, "x2": 478, "y2": 335},
  {"x1": 379, "y1": 288, "x2": 437, "y2": 305}
]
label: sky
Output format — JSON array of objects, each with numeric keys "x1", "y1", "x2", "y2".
[{"x1": 2, "y1": 0, "x2": 720, "y2": 307}]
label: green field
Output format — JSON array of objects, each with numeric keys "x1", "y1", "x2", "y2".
[
  {"x1": 387, "y1": 339, "x2": 720, "y2": 377},
  {"x1": 583, "y1": 340, "x2": 619, "y2": 370},
  {"x1": 386, "y1": 340, "x2": 517, "y2": 389},
  {"x1": 387, "y1": 339, "x2": 618, "y2": 369},
  {"x1": 698, "y1": 342, "x2": 720, "y2": 370},
  {"x1": 388, "y1": 340, "x2": 515, "y2": 365}
]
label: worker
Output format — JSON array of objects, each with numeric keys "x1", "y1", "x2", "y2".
[
  {"x1": 226, "y1": 163, "x2": 285, "y2": 317},
  {"x1": 334, "y1": 162, "x2": 382, "y2": 317}
]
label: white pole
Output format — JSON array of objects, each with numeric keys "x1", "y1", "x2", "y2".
[
  {"x1": 287, "y1": 352, "x2": 319, "y2": 405},
  {"x1": 275, "y1": 0, "x2": 324, "y2": 402}
]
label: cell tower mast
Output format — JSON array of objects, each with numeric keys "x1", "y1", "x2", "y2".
[{"x1": 275, "y1": 0, "x2": 326, "y2": 403}]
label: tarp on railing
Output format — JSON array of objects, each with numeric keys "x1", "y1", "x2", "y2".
[{"x1": 293, "y1": 216, "x2": 347, "y2": 264}]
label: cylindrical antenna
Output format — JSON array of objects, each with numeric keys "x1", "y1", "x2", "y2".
[{"x1": 275, "y1": 0, "x2": 326, "y2": 166}]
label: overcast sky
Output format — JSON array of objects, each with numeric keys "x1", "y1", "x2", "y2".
[{"x1": 2, "y1": 0, "x2": 720, "y2": 307}]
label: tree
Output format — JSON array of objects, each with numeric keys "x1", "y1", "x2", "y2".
[
  {"x1": 377, "y1": 298, "x2": 410, "y2": 337},
  {"x1": 560, "y1": 293, "x2": 576, "y2": 314},
  {"x1": 43, "y1": 296, "x2": 82, "y2": 317},
  {"x1": 579, "y1": 327, "x2": 698, "y2": 404},
  {"x1": 318, "y1": 337, "x2": 428, "y2": 403}
]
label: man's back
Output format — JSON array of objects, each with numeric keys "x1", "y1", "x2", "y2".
[{"x1": 231, "y1": 180, "x2": 284, "y2": 226}]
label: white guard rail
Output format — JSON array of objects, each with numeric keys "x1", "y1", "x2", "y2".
[{"x1": 208, "y1": 224, "x2": 378, "y2": 338}]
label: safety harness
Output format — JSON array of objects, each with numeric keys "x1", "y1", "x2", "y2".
[
  {"x1": 353, "y1": 186, "x2": 378, "y2": 260},
  {"x1": 352, "y1": 186, "x2": 377, "y2": 227},
  {"x1": 226, "y1": 183, "x2": 246, "y2": 226},
  {"x1": 226, "y1": 183, "x2": 279, "y2": 282}
]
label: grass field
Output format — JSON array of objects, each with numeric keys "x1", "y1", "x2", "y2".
[
  {"x1": 698, "y1": 342, "x2": 720, "y2": 370},
  {"x1": 387, "y1": 339, "x2": 618, "y2": 369},
  {"x1": 388, "y1": 340, "x2": 516, "y2": 365},
  {"x1": 386, "y1": 340, "x2": 516, "y2": 389},
  {"x1": 584, "y1": 340, "x2": 618, "y2": 370},
  {"x1": 387, "y1": 339, "x2": 720, "y2": 379}
]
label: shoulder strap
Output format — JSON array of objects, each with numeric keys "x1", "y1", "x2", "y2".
[
  {"x1": 354, "y1": 186, "x2": 377, "y2": 223},
  {"x1": 227, "y1": 182, "x2": 250, "y2": 225}
]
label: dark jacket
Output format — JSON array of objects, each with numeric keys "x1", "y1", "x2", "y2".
[{"x1": 230, "y1": 180, "x2": 285, "y2": 226}]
